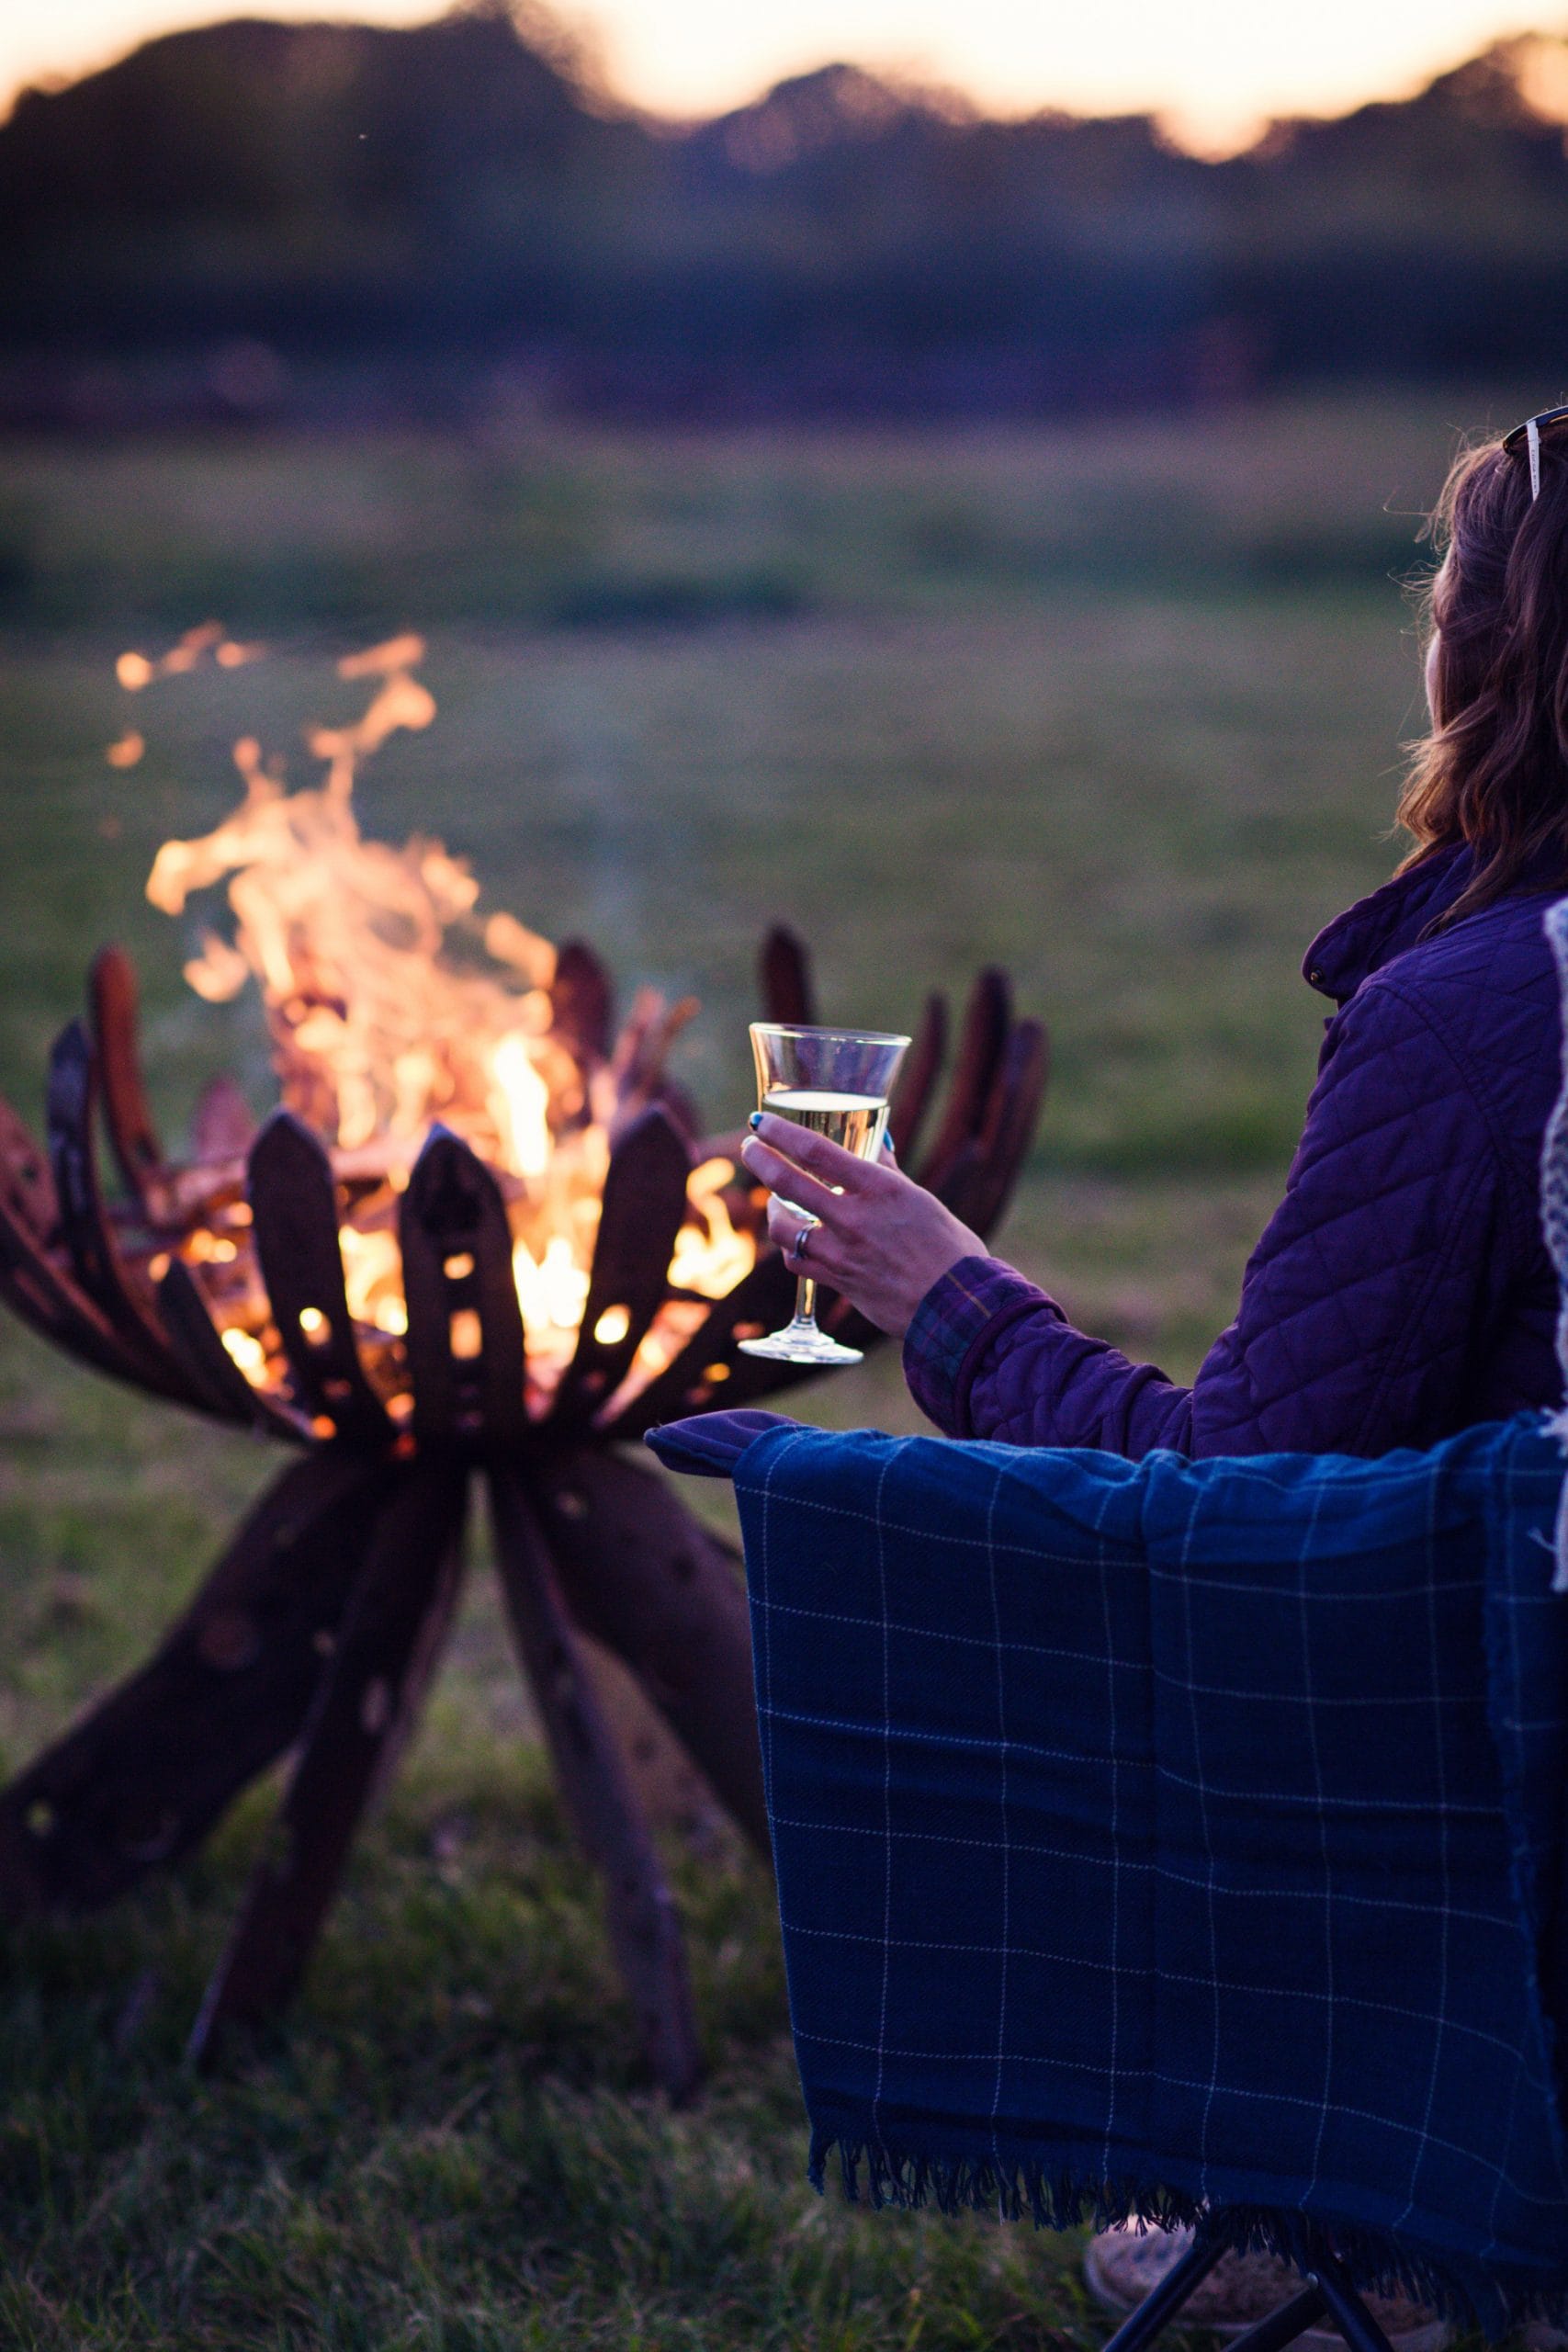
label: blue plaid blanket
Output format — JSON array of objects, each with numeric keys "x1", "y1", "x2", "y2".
[{"x1": 727, "y1": 1412, "x2": 1568, "y2": 2334}]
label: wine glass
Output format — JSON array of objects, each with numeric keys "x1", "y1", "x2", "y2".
[{"x1": 739, "y1": 1022, "x2": 910, "y2": 1366}]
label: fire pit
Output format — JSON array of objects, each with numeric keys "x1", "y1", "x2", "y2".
[{"x1": 0, "y1": 638, "x2": 1047, "y2": 2097}]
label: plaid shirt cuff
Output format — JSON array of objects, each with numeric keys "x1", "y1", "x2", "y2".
[{"x1": 902, "y1": 1256, "x2": 1055, "y2": 1435}]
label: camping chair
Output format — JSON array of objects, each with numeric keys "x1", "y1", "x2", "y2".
[
  {"x1": 1097, "y1": 2222, "x2": 1412, "y2": 2352},
  {"x1": 649, "y1": 1410, "x2": 1568, "y2": 2350},
  {"x1": 646, "y1": 908, "x2": 1568, "y2": 2351}
]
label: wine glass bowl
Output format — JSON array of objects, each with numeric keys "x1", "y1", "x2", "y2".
[{"x1": 739, "y1": 1022, "x2": 910, "y2": 1366}]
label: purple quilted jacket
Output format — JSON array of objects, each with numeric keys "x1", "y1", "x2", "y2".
[{"x1": 903, "y1": 844, "x2": 1567, "y2": 1456}]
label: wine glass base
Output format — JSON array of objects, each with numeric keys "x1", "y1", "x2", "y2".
[{"x1": 738, "y1": 1323, "x2": 863, "y2": 1367}]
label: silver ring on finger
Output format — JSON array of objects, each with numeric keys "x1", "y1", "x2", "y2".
[{"x1": 790, "y1": 1222, "x2": 812, "y2": 1266}]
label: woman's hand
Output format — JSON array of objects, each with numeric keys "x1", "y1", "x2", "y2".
[{"x1": 739, "y1": 1114, "x2": 984, "y2": 1338}]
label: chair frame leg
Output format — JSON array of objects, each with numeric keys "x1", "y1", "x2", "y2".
[
  {"x1": 1099, "y1": 2213, "x2": 1400, "y2": 2352},
  {"x1": 1100, "y1": 2231, "x2": 1230, "y2": 2352},
  {"x1": 1305, "y1": 2242, "x2": 1400, "y2": 2352},
  {"x1": 1226, "y1": 2286, "x2": 1329, "y2": 2352}
]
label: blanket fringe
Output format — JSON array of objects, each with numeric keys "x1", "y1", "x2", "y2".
[{"x1": 808, "y1": 2127, "x2": 1568, "y2": 2341}]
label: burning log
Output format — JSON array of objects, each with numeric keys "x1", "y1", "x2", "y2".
[{"x1": 0, "y1": 637, "x2": 1049, "y2": 2094}]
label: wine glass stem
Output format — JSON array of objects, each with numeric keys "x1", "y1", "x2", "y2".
[{"x1": 795, "y1": 1274, "x2": 818, "y2": 1328}]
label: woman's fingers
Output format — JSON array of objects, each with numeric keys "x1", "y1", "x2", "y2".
[
  {"x1": 753, "y1": 1143, "x2": 984, "y2": 1337},
  {"x1": 744, "y1": 1122, "x2": 979, "y2": 1337},
  {"x1": 768, "y1": 1198, "x2": 852, "y2": 1283},
  {"x1": 739, "y1": 1134, "x2": 842, "y2": 1216},
  {"x1": 767, "y1": 1195, "x2": 829, "y2": 1254},
  {"x1": 745, "y1": 1115, "x2": 883, "y2": 1193}
]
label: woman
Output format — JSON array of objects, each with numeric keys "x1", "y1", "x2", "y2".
[
  {"x1": 739, "y1": 410, "x2": 1568, "y2": 2339},
  {"x1": 742, "y1": 412, "x2": 1568, "y2": 1466}
]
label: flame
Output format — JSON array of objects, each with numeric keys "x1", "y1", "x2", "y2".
[
  {"x1": 671, "y1": 1158, "x2": 753, "y2": 1298},
  {"x1": 117, "y1": 622, "x2": 261, "y2": 692},
  {"x1": 338, "y1": 1226, "x2": 407, "y2": 1335},
  {"x1": 144, "y1": 638, "x2": 755, "y2": 1414},
  {"x1": 221, "y1": 1328, "x2": 268, "y2": 1384},
  {"x1": 491, "y1": 1032, "x2": 553, "y2": 1181},
  {"x1": 513, "y1": 1232, "x2": 592, "y2": 1348}
]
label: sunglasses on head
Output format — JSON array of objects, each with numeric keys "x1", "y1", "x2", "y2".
[{"x1": 1502, "y1": 405, "x2": 1568, "y2": 501}]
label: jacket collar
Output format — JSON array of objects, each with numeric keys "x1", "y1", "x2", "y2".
[
  {"x1": 1302, "y1": 841, "x2": 1568, "y2": 1004},
  {"x1": 1303, "y1": 845, "x2": 1472, "y2": 1006}
]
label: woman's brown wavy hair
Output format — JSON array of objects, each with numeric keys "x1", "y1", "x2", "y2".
[{"x1": 1399, "y1": 418, "x2": 1568, "y2": 925}]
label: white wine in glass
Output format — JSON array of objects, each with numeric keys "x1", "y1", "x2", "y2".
[
  {"x1": 740, "y1": 1024, "x2": 910, "y2": 1367},
  {"x1": 761, "y1": 1090, "x2": 887, "y2": 1158}
]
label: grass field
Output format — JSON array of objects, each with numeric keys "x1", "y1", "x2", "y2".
[{"x1": 0, "y1": 395, "x2": 1481, "y2": 2347}]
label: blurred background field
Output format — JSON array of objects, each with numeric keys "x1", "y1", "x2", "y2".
[{"x1": 0, "y1": 391, "x2": 1469, "y2": 2346}]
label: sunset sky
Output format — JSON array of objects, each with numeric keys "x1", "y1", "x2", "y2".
[{"x1": 3, "y1": 0, "x2": 1561, "y2": 150}]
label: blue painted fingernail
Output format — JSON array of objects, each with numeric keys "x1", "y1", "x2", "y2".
[{"x1": 748, "y1": 1111, "x2": 762, "y2": 1129}]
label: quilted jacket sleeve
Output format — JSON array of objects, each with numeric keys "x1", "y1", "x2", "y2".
[{"x1": 903, "y1": 972, "x2": 1523, "y2": 1458}]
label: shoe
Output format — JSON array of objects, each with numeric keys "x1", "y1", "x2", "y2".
[{"x1": 1083, "y1": 2222, "x2": 1452, "y2": 2351}]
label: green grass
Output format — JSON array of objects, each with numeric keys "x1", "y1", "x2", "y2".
[
  {"x1": 0, "y1": 389, "x2": 1493, "y2": 635},
  {"x1": 0, "y1": 396, "x2": 1476, "y2": 2346}
]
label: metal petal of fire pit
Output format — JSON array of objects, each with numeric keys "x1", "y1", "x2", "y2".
[{"x1": 0, "y1": 927, "x2": 1046, "y2": 2098}]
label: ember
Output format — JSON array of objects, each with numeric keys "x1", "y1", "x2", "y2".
[{"x1": 0, "y1": 630, "x2": 1048, "y2": 2098}]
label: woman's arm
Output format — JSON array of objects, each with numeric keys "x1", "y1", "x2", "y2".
[
  {"x1": 741, "y1": 974, "x2": 1514, "y2": 1458},
  {"x1": 902, "y1": 1256, "x2": 1198, "y2": 1451}
]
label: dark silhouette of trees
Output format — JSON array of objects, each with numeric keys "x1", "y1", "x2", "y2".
[{"x1": 4, "y1": 4, "x2": 1568, "y2": 413}]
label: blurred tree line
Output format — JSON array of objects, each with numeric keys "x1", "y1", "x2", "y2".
[{"x1": 4, "y1": 0, "x2": 1568, "y2": 418}]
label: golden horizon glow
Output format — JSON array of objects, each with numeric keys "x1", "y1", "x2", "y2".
[{"x1": 2, "y1": 0, "x2": 1562, "y2": 153}]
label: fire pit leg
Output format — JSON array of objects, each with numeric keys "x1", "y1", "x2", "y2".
[
  {"x1": 0, "y1": 1447, "x2": 394, "y2": 1918},
  {"x1": 535, "y1": 1447, "x2": 769, "y2": 1855},
  {"x1": 188, "y1": 1458, "x2": 468, "y2": 2061},
  {"x1": 488, "y1": 1463, "x2": 704, "y2": 2105}
]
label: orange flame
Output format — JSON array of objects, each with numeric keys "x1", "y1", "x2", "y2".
[
  {"x1": 118, "y1": 623, "x2": 264, "y2": 692},
  {"x1": 143, "y1": 638, "x2": 754, "y2": 1406}
]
